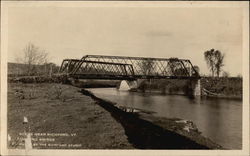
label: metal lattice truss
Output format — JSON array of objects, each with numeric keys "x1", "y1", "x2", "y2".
[{"x1": 59, "y1": 55, "x2": 200, "y2": 80}]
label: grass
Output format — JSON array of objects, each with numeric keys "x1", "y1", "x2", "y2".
[
  {"x1": 8, "y1": 83, "x2": 133, "y2": 149},
  {"x1": 201, "y1": 77, "x2": 242, "y2": 98}
]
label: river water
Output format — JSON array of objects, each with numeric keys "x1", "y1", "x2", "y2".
[{"x1": 87, "y1": 88, "x2": 242, "y2": 149}]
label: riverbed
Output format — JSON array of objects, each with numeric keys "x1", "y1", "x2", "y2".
[{"x1": 87, "y1": 88, "x2": 242, "y2": 149}]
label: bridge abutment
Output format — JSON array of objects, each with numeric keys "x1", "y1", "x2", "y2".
[
  {"x1": 189, "y1": 79, "x2": 201, "y2": 96},
  {"x1": 194, "y1": 79, "x2": 201, "y2": 96}
]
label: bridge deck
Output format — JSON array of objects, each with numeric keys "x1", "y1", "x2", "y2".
[{"x1": 69, "y1": 74, "x2": 199, "y2": 80}]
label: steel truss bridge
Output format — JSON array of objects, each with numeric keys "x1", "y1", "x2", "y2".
[{"x1": 59, "y1": 55, "x2": 200, "y2": 80}]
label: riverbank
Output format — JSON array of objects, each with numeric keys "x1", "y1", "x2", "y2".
[
  {"x1": 133, "y1": 77, "x2": 242, "y2": 99},
  {"x1": 201, "y1": 77, "x2": 242, "y2": 99},
  {"x1": 8, "y1": 83, "x2": 133, "y2": 149},
  {"x1": 81, "y1": 89, "x2": 223, "y2": 149},
  {"x1": 8, "y1": 82, "x2": 222, "y2": 149}
]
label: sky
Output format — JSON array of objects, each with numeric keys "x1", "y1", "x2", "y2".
[{"x1": 6, "y1": 4, "x2": 243, "y2": 76}]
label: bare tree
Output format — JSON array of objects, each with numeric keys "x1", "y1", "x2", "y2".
[
  {"x1": 193, "y1": 65, "x2": 200, "y2": 75},
  {"x1": 167, "y1": 58, "x2": 192, "y2": 76},
  {"x1": 17, "y1": 42, "x2": 49, "y2": 75},
  {"x1": 138, "y1": 59, "x2": 154, "y2": 75},
  {"x1": 204, "y1": 49, "x2": 215, "y2": 77},
  {"x1": 204, "y1": 49, "x2": 225, "y2": 77},
  {"x1": 214, "y1": 50, "x2": 225, "y2": 77}
]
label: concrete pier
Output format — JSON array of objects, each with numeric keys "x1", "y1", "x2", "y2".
[
  {"x1": 194, "y1": 79, "x2": 201, "y2": 96},
  {"x1": 118, "y1": 80, "x2": 138, "y2": 91},
  {"x1": 190, "y1": 79, "x2": 201, "y2": 96}
]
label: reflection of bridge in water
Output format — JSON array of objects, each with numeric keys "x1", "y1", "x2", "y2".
[{"x1": 59, "y1": 55, "x2": 200, "y2": 80}]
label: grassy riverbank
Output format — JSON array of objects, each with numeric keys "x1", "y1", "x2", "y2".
[
  {"x1": 8, "y1": 83, "x2": 133, "y2": 149},
  {"x1": 201, "y1": 77, "x2": 242, "y2": 99},
  {"x1": 82, "y1": 89, "x2": 222, "y2": 149},
  {"x1": 8, "y1": 82, "x2": 222, "y2": 149}
]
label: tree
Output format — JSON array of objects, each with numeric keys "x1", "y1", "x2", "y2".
[
  {"x1": 42, "y1": 62, "x2": 59, "y2": 76},
  {"x1": 204, "y1": 49, "x2": 225, "y2": 77},
  {"x1": 193, "y1": 65, "x2": 200, "y2": 76},
  {"x1": 167, "y1": 58, "x2": 193, "y2": 76},
  {"x1": 16, "y1": 42, "x2": 49, "y2": 75},
  {"x1": 138, "y1": 59, "x2": 154, "y2": 75},
  {"x1": 214, "y1": 51, "x2": 225, "y2": 77}
]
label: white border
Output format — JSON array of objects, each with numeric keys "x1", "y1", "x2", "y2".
[{"x1": 1, "y1": 1, "x2": 249, "y2": 156}]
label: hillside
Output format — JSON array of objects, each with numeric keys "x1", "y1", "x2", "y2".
[{"x1": 8, "y1": 62, "x2": 60, "y2": 76}]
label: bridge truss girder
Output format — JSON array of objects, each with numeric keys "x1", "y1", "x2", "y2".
[{"x1": 59, "y1": 55, "x2": 200, "y2": 80}]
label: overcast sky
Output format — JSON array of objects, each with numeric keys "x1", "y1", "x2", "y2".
[{"x1": 6, "y1": 4, "x2": 243, "y2": 76}]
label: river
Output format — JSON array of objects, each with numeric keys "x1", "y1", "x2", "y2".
[{"x1": 87, "y1": 88, "x2": 242, "y2": 149}]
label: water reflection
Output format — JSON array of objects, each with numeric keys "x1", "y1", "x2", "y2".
[{"x1": 88, "y1": 88, "x2": 242, "y2": 149}]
